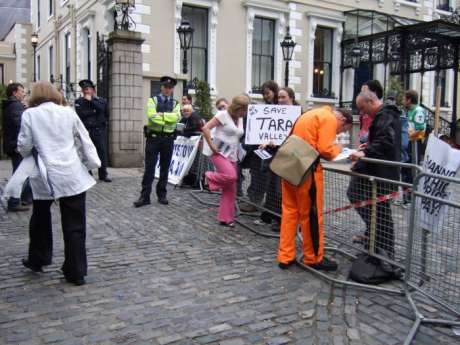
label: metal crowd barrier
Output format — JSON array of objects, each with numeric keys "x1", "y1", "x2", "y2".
[{"x1": 188, "y1": 148, "x2": 460, "y2": 343}]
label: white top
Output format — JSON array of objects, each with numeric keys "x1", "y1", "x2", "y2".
[
  {"x1": 212, "y1": 110, "x2": 244, "y2": 162},
  {"x1": 17, "y1": 102, "x2": 101, "y2": 200}
]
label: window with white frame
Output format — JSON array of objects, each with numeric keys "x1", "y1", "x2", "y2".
[
  {"x1": 437, "y1": 0, "x2": 453, "y2": 11},
  {"x1": 65, "y1": 32, "x2": 71, "y2": 88},
  {"x1": 313, "y1": 27, "x2": 333, "y2": 98},
  {"x1": 433, "y1": 70, "x2": 449, "y2": 107},
  {"x1": 37, "y1": 0, "x2": 41, "y2": 27},
  {"x1": 49, "y1": 45, "x2": 54, "y2": 80},
  {"x1": 251, "y1": 17, "x2": 275, "y2": 93},
  {"x1": 181, "y1": 5, "x2": 209, "y2": 83},
  {"x1": 0, "y1": 64, "x2": 4, "y2": 85}
]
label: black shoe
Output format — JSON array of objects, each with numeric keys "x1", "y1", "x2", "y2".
[
  {"x1": 22, "y1": 259, "x2": 43, "y2": 272},
  {"x1": 158, "y1": 197, "x2": 169, "y2": 205},
  {"x1": 64, "y1": 276, "x2": 86, "y2": 286},
  {"x1": 308, "y1": 257, "x2": 338, "y2": 272},
  {"x1": 8, "y1": 204, "x2": 30, "y2": 212},
  {"x1": 99, "y1": 176, "x2": 112, "y2": 182},
  {"x1": 133, "y1": 197, "x2": 150, "y2": 208},
  {"x1": 278, "y1": 259, "x2": 296, "y2": 270}
]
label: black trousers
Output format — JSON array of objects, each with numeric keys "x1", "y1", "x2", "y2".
[
  {"x1": 141, "y1": 136, "x2": 174, "y2": 200},
  {"x1": 88, "y1": 127, "x2": 108, "y2": 179},
  {"x1": 260, "y1": 171, "x2": 282, "y2": 224},
  {"x1": 27, "y1": 193, "x2": 87, "y2": 278},
  {"x1": 247, "y1": 155, "x2": 269, "y2": 204},
  {"x1": 8, "y1": 152, "x2": 32, "y2": 208},
  {"x1": 347, "y1": 176, "x2": 395, "y2": 258}
]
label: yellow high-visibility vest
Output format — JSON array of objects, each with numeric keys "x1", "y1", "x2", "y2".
[{"x1": 146, "y1": 96, "x2": 181, "y2": 133}]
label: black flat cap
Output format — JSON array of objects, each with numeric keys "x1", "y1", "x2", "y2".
[
  {"x1": 160, "y1": 76, "x2": 177, "y2": 87},
  {"x1": 79, "y1": 79, "x2": 96, "y2": 89}
]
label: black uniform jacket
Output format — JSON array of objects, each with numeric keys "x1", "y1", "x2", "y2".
[
  {"x1": 2, "y1": 97, "x2": 26, "y2": 156},
  {"x1": 75, "y1": 97, "x2": 108, "y2": 129}
]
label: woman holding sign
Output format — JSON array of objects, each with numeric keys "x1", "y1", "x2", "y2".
[
  {"x1": 258, "y1": 87, "x2": 300, "y2": 231},
  {"x1": 202, "y1": 95, "x2": 250, "y2": 227}
]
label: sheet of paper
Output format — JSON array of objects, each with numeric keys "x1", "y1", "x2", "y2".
[
  {"x1": 254, "y1": 149, "x2": 273, "y2": 160},
  {"x1": 333, "y1": 148, "x2": 357, "y2": 162}
]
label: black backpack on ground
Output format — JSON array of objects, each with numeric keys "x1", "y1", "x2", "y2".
[{"x1": 348, "y1": 250, "x2": 402, "y2": 285}]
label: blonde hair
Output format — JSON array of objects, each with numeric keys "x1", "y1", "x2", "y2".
[
  {"x1": 28, "y1": 81, "x2": 63, "y2": 108},
  {"x1": 228, "y1": 94, "x2": 250, "y2": 115}
]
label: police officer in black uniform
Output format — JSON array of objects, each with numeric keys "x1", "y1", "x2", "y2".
[
  {"x1": 75, "y1": 80, "x2": 111, "y2": 182},
  {"x1": 134, "y1": 76, "x2": 181, "y2": 207}
]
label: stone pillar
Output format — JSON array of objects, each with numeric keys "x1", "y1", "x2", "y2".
[{"x1": 107, "y1": 31, "x2": 145, "y2": 167}]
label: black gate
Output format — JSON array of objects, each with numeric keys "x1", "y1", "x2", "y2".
[{"x1": 97, "y1": 32, "x2": 111, "y2": 163}]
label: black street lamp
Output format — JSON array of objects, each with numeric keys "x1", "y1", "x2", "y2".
[
  {"x1": 351, "y1": 45, "x2": 362, "y2": 69},
  {"x1": 389, "y1": 46, "x2": 401, "y2": 74},
  {"x1": 280, "y1": 27, "x2": 296, "y2": 87},
  {"x1": 177, "y1": 20, "x2": 194, "y2": 93},
  {"x1": 31, "y1": 32, "x2": 39, "y2": 82}
]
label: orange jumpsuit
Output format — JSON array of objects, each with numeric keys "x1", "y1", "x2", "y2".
[{"x1": 278, "y1": 106, "x2": 341, "y2": 265}]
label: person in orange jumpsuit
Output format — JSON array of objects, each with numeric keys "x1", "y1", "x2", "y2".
[{"x1": 278, "y1": 106, "x2": 353, "y2": 271}]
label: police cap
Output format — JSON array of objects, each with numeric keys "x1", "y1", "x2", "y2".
[
  {"x1": 79, "y1": 79, "x2": 96, "y2": 90},
  {"x1": 160, "y1": 76, "x2": 177, "y2": 88}
]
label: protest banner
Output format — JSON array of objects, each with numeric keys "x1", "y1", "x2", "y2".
[
  {"x1": 418, "y1": 134, "x2": 460, "y2": 232},
  {"x1": 245, "y1": 104, "x2": 302, "y2": 145},
  {"x1": 155, "y1": 135, "x2": 201, "y2": 185}
]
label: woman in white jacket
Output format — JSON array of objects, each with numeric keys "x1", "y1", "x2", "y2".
[{"x1": 18, "y1": 81, "x2": 101, "y2": 286}]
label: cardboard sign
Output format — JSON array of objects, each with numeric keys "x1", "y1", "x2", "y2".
[
  {"x1": 245, "y1": 104, "x2": 302, "y2": 145},
  {"x1": 155, "y1": 135, "x2": 201, "y2": 185},
  {"x1": 418, "y1": 134, "x2": 460, "y2": 232}
]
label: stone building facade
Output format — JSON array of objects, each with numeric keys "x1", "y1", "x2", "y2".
[{"x1": 27, "y1": 0, "x2": 456, "y2": 165}]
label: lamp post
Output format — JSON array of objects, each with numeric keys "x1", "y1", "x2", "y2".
[
  {"x1": 280, "y1": 27, "x2": 296, "y2": 87},
  {"x1": 176, "y1": 20, "x2": 194, "y2": 94},
  {"x1": 389, "y1": 46, "x2": 401, "y2": 74},
  {"x1": 31, "y1": 33, "x2": 39, "y2": 82}
]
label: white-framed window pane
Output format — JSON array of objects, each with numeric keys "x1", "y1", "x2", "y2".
[
  {"x1": 313, "y1": 27, "x2": 334, "y2": 97},
  {"x1": 252, "y1": 17, "x2": 275, "y2": 93},
  {"x1": 181, "y1": 5, "x2": 208, "y2": 83}
]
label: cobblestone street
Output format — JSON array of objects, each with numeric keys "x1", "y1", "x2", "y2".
[{"x1": 0, "y1": 161, "x2": 459, "y2": 345}]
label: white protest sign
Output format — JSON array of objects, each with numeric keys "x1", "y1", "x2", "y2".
[
  {"x1": 418, "y1": 134, "x2": 460, "y2": 232},
  {"x1": 245, "y1": 104, "x2": 302, "y2": 145},
  {"x1": 155, "y1": 135, "x2": 201, "y2": 185}
]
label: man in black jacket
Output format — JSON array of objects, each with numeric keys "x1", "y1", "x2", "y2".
[
  {"x1": 347, "y1": 90, "x2": 402, "y2": 258},
  {"x1": 75, "y1": 80, "x2": 111, "y2": 182},
  {"x1": 2, "y1": 83, "x2": 32, "y2": 211}
]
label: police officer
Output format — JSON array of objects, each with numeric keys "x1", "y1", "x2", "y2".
[
  {"x1": 134, "y1": 76, "x2": 181, "y2": 207},
  {"x1": 75, "y1": 80, "x2": 111, "y2": 182}
]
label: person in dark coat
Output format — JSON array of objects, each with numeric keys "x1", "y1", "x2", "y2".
[
  {"x1": 74, "y1": 79, "x2": 111, "y2": 182},
  {"x1": 180, "y1": 104, "x2": 203, "y2": 137},
  {"x1": 347, "y1": 90, "x2": 402, "y2": 258},
  {"x1": 2, "y1": 82, "x2": 32, "y2": 211}
]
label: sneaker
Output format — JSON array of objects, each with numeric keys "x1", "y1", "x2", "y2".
[
  {"x1": 308, "y1": 257, "x2": 338, "y2": 272},
  {"x1": 278, "y1": 259, "x2": 296, "y2": 269}
]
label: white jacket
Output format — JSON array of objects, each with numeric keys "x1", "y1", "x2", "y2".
[{"x1": 17, "y1": 102, "x2": 101, "y2": 200}]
